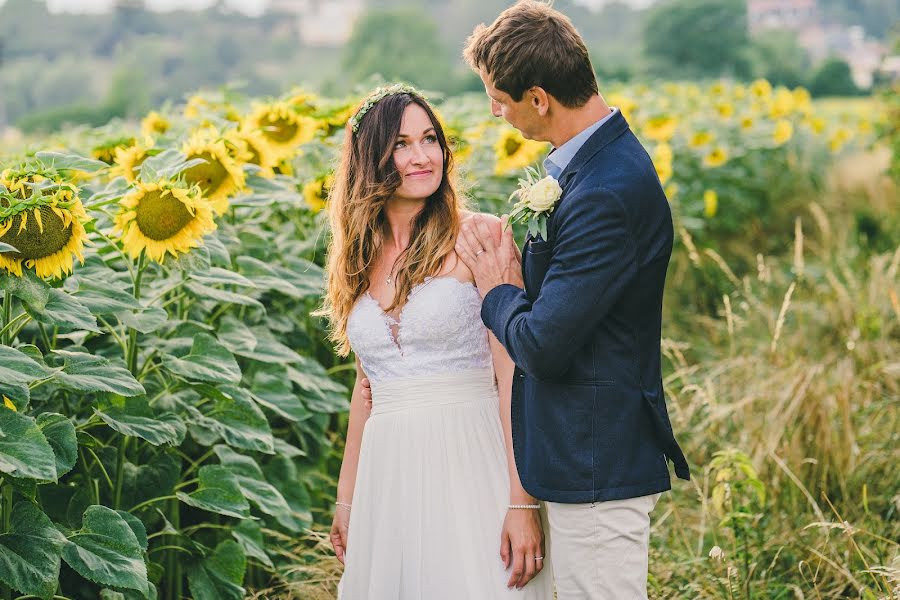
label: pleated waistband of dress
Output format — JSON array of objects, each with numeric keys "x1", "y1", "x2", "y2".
[{"x1": 369, "y1": 368, "x2": 497, "y2": 416}]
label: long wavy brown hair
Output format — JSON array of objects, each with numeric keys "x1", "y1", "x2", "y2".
[{"x1": 316, "y1": 91, "x2": 465, "y2": 356}]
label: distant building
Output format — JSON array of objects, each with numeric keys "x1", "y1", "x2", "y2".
[
  {"x1": 747, "y1": 0, "x2": 886, "y2": 89},
  {"x1": 269, "y1": 0, "x2": 364, "y2": 47},
  {"x1": 747, "y1": 0, "x2": 817, "y2": 34}
]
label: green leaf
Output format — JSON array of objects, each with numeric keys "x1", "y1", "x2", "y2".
[
  {"x1": 216, "y1": 316, "x2": 257, "y2": 355},
  {"x1": 186, "y1": 540, "x2": 245, "y2": 600},
  {"x1": 70, "y1": 282, "x2": 142, "y2": 315},
  {"x1": 230, "y1": 520, "x2": 273, "y2": 569},
  {"x1": 121, "y1": 452, "x2": 180, "y2": 512},
  {"x1": 172, "y1": 244, "x2": 211, "y2": 273},
  {"x1": 190, "y1": 267, "x2": 256, "y2": 288},
  {"x1": 0, "y1": 502, "x2": 68, "y2": 599},
  {"x1": 176, "y1": 465, "x2": 251, "y2": 519},
  {"x1": 0, "y1": 382, "x2": 29, "y2": 411},
  {"x1": 96, "y1": 397, "x2": 186, "y2": 446},
  {"x1": 262, "y1": 456, "x2": 312, "y2": 529},
  {"x1": 250, "y1": 367, "x2": 310, "y2": 423},
  {"x1": 181, "y1": 385, "x2": 274, "y2": 454},
  {"x1": 0, "y1": 242, "x2": 18, "y2": 254},
  {"x1": 115, "y1": 306, "x2": 168, "y2": 334},
  {"x1": 184, "y1": 281, "x2": 265, "y2": 310},
  {"x1": 286, "y1": 356, "x2": 349, "y2": 413},
  {"x1": 25, "y1": 288, "x2": 101, "y2": 332},
  {"x1": 0, "y1": 345, "x2": 50, "y2": 386},
  {"x1": 0, "y1": 410, "x2": 57, "y2": 480},
  {"x1": 51, "y1": 350, "x2": 145, "y2": 397},
  {"x1": 116, "y1": 511, "x2": 148, "y2": 553},
  {"x1": 61, "y1": 505, "x2": 149, "y2": 595},
  {"x1": 0, "y1": 270, "x2": 50, "y2": 310},
  {"x1": 213, "y1": 445, "x2": 300, "y2": 532},
  {"x1": 36, "y1": 413, "x2": 78, "y2": 479},
  {"x1": 35, "y1": 151, "x2": 109, "y2": 172},
  {"x1": 162, "y1": 333, "x2": 242, "y2": 385}
]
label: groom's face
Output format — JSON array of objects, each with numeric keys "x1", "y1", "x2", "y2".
[{"x1": 479, "y1": 70, "x2": 542, "y2": 141}]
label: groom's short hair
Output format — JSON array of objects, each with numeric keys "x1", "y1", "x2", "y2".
[{"x1": 463, "y1": 0, "x2": 598, "y2": 108}]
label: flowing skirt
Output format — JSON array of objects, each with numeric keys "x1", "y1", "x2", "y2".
[{"x1": 338, "y1": 368, "x2": 553, "y2": 599}]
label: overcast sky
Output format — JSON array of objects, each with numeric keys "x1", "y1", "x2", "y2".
[{"x1": 0, "y1": 0, "x2": 657, "y2": 15}]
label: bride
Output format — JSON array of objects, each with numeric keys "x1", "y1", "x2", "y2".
[{"x1": 316, "y1": 83, "x2": 553, "y2": 599}]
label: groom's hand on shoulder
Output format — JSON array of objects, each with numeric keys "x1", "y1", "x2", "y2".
[{"x1": 456, "y1": 213, "x2": 524, "y2": 297}]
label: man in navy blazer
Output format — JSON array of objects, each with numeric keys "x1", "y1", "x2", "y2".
[{"x1": 457, "y1": 1, "x2": 689, "y2": 597}]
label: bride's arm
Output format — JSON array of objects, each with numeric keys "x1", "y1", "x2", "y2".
[
  {"x1": 476, "y1": 212, "x2": 545, "y2": 589},
  {"x1": 331, "y1": 355, "x2": 370, "y2": 564}
]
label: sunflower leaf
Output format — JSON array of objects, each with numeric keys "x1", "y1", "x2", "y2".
[
  {"x1": 262, "y1": 456, "x2": 312, "y2": 529},
  {"x1": 181, "y1": 385, "x2": 274, "y2": 454},
  {"x1": 36, "y1": 413, "x2": 78, "y2": 480},
  {"x1": 186, "y1": 539, "x2": 246, "y2": 600},
  {"x1": 50, "y1": 350, "x2": 145, "y2": 397},
  {"x1": 0, "y1": 345, "x2": 51, "y2": 386},
  {"x1": 184, "y1": 281, "x2": 265, "y2": 310},
  {"x1": 0, "y1": 502, "x2": 68, "y2": 600},
  {"x1": 176, "y1": 465, "x2": 251, "y2": 519},
  {"x1": 0, "y1": 242, "x2": 19, "y2": 254},
  {"x1": 25, "y1": 288, "x2": 101, "y2": 333},
  {"x1": 95, "y1": 397, "x2": 186, "y2": 447},
  {"x1": 230, "y1": 520, "x2": 273, "y2": 569},
  {"x1": 61, "y1": 505, "x2": 149, "y2": 595},
  {"x1": 161, "y1": 333, "x2": 242, "y2": 385},
  {"x1": 0, "y1": 270, "x2": 51, "y2": 311},
  {"x1": 35, "y1": 151, "x2": 109, "y2": 173},
  {"x1": 115, "y1": 306, "x2": 168, "y2": 334},
  {"x1": 71, "y1": 283, "x2": 142, "y2": 316},
  {"x1": 0, "y1": 409, "x2": 58, "y2": 480},
  {"x1": 250, "y1": 367, "x2": 310, "y2": 423},
  {"x1": 213, "y1": 445, "x2": 300, "y2": 531}
]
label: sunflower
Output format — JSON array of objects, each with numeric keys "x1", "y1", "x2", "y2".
[
  {"x1": 740, "y1": 116, "x2": 755, "y2": 131},
  {"x1": 114, "y1": 180, "x2": 216, "y2": 264},
  {"x1": 688, "y1": 130, "x2": 715, "y2": 148},
  {"x1": 773, "y1": 120, "x2": 794, "y2": 146},
  {"x1": 664, "y1": 182, "x2": 679, "y2": 199},
  {"x1": 0, "y1": 184, "x2": 89, "y2": 279},
  {"x1": 494, "y1": 129, "x2": 548, "y2": 175},
  {"x1": 141, "y1": 111, "x2": 171, "y2": 138},
  {"x1": 92, "y1": 137, "x2": 136, "y2": 165},
  {"x1": 750, "y1": 79, "x2": 773, "y2": 99},
  {"x1": 303, "y1": 173, "x2": 333, "y2": 213},
  {"x1": 642, "y1": 115, "x2": 678, "y2": 142},
  {"x1": 769, "y1": 87, "x2": 796, "y2": 119},
  {"x1": 223, "y1": 128, "x2": 278, "y2": 177},
  {"x1": 180, "y1": 132, "x2": 246, "y2": 215},
  {"x1": 703, "y1": 189, "x2": 718, "y2": 218},
  {"x1": 654, "y1": 159, "x2": 673, "y2": 185},
  {"x1": 716, "y1": 102, "x2": 735, "y2": 119},
  {"x1": 702, "y1": 146, "x2": 729, "y2": 168},
  {"x1": 111, "y1": 143, "x2": 151, "y2": 183},
  {"x1": 243, "y1": 101, "x2": 320, "y2": 161}
]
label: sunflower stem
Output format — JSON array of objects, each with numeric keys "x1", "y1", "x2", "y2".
[
  {"x1": 2, "y1": 476, "x2": 13, "y2": 600},
  {"x1": 1, "y1": 289, "x2": 11, "y2": 346},
  {"x1": 112, "y1": 436, "x2": 128, "y2": 510},
  {"x1": 37, "y1": 323, "x2": 52, "y2": 353},
  {"x1": 0, "y1": 312, "x2": 30, "y2": 344}
]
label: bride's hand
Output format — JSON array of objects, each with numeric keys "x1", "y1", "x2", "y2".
[
  {"x1": 330, "y1": 506, "x2": 351, "y2": 564},
  {"x1": 500, "y1": 508, "x2": 545, "y2": 589}
]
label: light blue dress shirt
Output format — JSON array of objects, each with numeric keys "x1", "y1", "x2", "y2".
[{"x1": 543, "y1": 107, "x2": 619, "y2": 180}]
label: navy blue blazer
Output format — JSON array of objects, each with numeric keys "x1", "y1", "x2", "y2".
[{"x1": 481, "y1": 110, "x2": 690, "y2": 503}]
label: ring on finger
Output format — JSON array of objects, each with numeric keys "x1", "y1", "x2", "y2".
[
  {"x1": 535, "y1": 556, "x2": 544, "y2": 560},
  {"x1": 474, "y1": 248, "x2": 485, "y2": 257}
]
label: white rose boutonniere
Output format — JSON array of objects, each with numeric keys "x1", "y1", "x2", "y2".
[{"x1": 507, "y1": 166, "x2": 563, "y2": 241}]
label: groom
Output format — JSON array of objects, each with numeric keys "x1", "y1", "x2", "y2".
[{"x1": 455, "y1": 1, "x2": 690, "y2": 597}]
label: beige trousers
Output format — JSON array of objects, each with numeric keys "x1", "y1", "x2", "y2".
[{"x1": 544, "y1": 493, "x2": 661, "y2": 600}]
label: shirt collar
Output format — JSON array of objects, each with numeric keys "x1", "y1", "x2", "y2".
[{"x1": 544, "y1": 107, "x2": 619, "y2": 178}]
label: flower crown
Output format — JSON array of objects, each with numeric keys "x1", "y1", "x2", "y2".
[{"x1": 348, "y1": 83, "x2": 425, "y2": 134}]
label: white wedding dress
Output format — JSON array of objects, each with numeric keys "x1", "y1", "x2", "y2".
[{"x1": 338, "y1": 275, "x2": 553, "y2": 599}]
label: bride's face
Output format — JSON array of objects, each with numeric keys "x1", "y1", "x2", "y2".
[{"x1": 391, "y1": 103, "x2": 444, "y2": 202}]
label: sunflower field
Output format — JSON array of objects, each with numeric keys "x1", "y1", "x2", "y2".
[{"x1": 0, "y1": 80, "x2": 896, "y2": 600}]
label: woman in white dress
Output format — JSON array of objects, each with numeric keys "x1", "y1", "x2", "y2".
[{"x1": 317, "y1": 84, "x2": 553, "y2": 599}]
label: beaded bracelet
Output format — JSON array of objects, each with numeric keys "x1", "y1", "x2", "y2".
[
  {"x1": 335, "y1": 501, "x2": 352, "y2": 511},
  {"x1": 508, "y1": 504, "x2": 540, "y2": 509}
]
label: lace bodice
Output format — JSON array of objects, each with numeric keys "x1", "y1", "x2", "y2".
[{"x1": 347, "y1": 276, "x2": 494, "y2": 384}]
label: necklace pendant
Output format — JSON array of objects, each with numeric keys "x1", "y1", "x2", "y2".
[{"x1": 386, "y1": 276, "x2": 393, "y2": 285}]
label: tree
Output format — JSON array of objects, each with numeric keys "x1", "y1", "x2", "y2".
[
  {"x1": 642, "y1": 0, "x2": 753, "y2": 79},
  {"x1": 341, "y1": 8, "x2": 453, "y2": 92},
  {"x1": 749, "y1": 30, "x2": 811, "y2": 89},
  {"x1": 808, "y1": 57, "x2": 860, "y2": 97}
]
